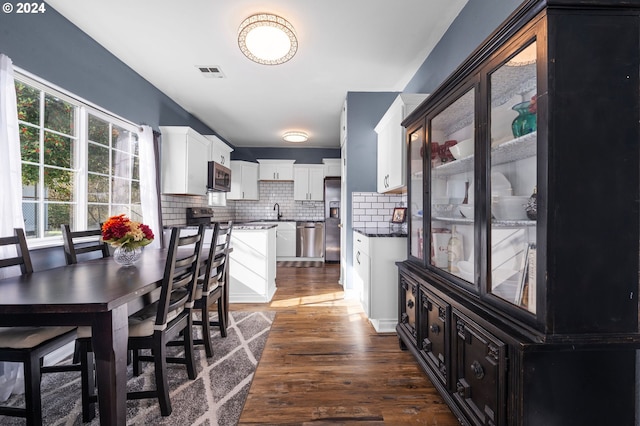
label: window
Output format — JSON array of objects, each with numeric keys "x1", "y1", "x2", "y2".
[{"x1": 15, "y1": 75, "x2": 140, "y2": 243}]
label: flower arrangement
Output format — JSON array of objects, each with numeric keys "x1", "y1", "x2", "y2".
[{"x1": 101, "y1": 214, "x2": 154, "y2": 249}]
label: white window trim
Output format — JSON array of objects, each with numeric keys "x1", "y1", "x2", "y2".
[{"x1": 14, "y1": 69, "x2": 142, "y2": 249}]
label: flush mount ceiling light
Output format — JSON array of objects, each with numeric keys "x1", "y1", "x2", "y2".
[
  {"x1": 282, "y1": 131, "x2": 308, "y2": 143},
  {"x1": 238, "y1": 13, "x2": 298, "y2": 65}
]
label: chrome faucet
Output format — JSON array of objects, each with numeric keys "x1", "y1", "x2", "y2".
[{"x1": 273, "y1": 203, "x2": 282, "y2": 220}]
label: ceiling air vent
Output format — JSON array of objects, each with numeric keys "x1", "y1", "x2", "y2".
[{"x1": 197, "y1": 65, "x2": 225, "y2": 78}]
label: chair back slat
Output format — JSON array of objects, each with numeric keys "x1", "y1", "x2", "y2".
[
  {"x1": 61, "y1": 224, "x2": 110, "y2": 265},
  {"x1": 0, "y1": 228, "x2": 33, "y2": 275},
  {"x1": 200, "y1": 221, "x2": 233, "y2": 295},
  {"x1": 156, "y1": 225, "x2": 204, "y2": 327}
]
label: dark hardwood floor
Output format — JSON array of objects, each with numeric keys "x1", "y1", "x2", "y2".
[{"x1": 233, "y1": 263, "x2": 459, "y2": 425}]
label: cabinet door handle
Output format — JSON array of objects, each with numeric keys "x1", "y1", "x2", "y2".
[
  {"x1": 356, "y1": 251, "x2": 360, "y2": 264},
  {"x1": 470, "y1": 361, "x2": 485, "y2": 379},
  {"x1": 407, "y1": 299, "x2": 414, "y2": 309}
]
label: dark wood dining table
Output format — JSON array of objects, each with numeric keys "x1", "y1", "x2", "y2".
[{"x1": 0, "y1": 248, "x2": 170, "y2": 425}]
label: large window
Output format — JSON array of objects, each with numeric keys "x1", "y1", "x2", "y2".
[{"x1": 15, "y1": 75, "x2": 140, "y2": 242}]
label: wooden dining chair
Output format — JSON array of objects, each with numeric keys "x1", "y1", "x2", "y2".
[
  {"x1": 61, "y1": 224, "x2": 110, "y2": 264},
  {"x1": 78, "y1": 225, "x2": 205, "y2": 420},
  {"x1": 184, "y1": 221, "x2": 233, "y2": 357},
  {"x1": 0, "y1": 228, "x2": 79, "y2": 426}
]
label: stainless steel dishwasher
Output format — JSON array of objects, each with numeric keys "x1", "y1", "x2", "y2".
[{"x1": 296, "y1": 222, "x2": 324, "y2": 258}]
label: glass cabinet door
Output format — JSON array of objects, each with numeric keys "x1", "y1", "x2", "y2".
[
  {"x1": 488, "y1": 40, "x2": 537, "y2": 313},
  {"x1": 429, "y1": 88, "x2": 475, "y2": 284},
  {"x1": 408, "y1": 128, "x2": 425, "y2": 261}
]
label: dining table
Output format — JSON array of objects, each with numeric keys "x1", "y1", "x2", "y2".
[{"x1": 0, "y1": 247, "x2": 171, "y2": 425}]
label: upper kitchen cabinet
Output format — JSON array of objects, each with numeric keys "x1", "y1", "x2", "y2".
[
  {"x1": 398, "y1": 1, "x2": 640, "y2": 424},
  {"x1": 204, "y1": 135, "x2": 233, "y2": 166},
  {"x1": 375, "y1": 94, "x2": 428, "y2": 193},
  {"x1": 340, "y1": 100, "x2": 347, "y2": 145},
  {"x1": 160, "y1": 126, "x2": 210, "y2": 195},
  {"x1": 257, "y1": 159, "x2": 295, "y2": 181},
  {"x1": 322, "y1": 158, "x2": 341, "y2": 177},
  {"x1": 228, "y1": 160, "x2": 259, "y2": 200},
  {"x1": 293, "y1": 165, "x2": 325, "y2": 201}
]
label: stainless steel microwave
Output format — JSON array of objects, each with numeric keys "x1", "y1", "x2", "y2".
[{"x1": 207, "y1": 161, "x2": 231, "y2": 192}]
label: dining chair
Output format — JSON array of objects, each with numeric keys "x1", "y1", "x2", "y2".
[
  {"x1": 61, "y1": 224, "x2": 111, "y2": 364},
  {"x1": 61, "y1": 224, "x2": 110, "y2": 264},
  {"x1": 78, "y1": 225, "x2": 204, "y2": 420},
  {"x1": 190, "y1": 221, "x2": 233, "y2": 357},
  {"x1": 0, "y1": 228, "x2": 79, "y2": 426}
]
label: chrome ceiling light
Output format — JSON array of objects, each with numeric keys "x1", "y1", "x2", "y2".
[
  {"x1": 282, "y1": 131, "x2": 308, "y2": 143},
  {"x1": 238, "y1": 13, "x2": 298, "y2": 65}
]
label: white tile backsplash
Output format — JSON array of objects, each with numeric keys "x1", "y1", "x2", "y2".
[{"x1": 352, "y1": 191, "x2": 407, "y2": 228}]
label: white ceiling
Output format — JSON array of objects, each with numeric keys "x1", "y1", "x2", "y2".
[{"x1": 47, "y1": 0, "x2": 467, "y2": 149}]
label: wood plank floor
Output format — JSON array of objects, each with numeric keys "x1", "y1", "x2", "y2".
[{"x1": 233, "y1": 263, "x2": 460, "y2": 425}]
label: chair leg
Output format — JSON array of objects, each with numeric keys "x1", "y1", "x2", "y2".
[
  {"x1": 216, "y1": 297, "x2": 228, "y2": 338},
  {"x1": 24, "y1": 354, "x2": 43, "y2": 426},
  {"x1": 132, "y1": 349, "x2": 142, "y2": 376},
  {"x1": 184, "y1": 315, "x2": 197, "y2": 379},
  {"x1": 79, "y1": 340, "x2": 96, "y2": 422},
  {"x1": 201, "y1": 301, "x2": 214, "y2": 357},
  {"x1": 153, "y1": 337, "x2": 172, "y2": 416}
]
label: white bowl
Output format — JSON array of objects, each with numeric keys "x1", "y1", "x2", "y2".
[
  {"x1": 449, "y1": 138, "x2": 474, "y2": 160},
  {"x1": 492, "y1": 196, "x2": 529, "y2": 220},
  {"x1": 459, "y1": 204, "x2": 474, "y2": 219}
]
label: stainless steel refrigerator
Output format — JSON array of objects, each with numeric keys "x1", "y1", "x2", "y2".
[{"x1": 324, "y1": 177, "x2": 341, "y2": 263}]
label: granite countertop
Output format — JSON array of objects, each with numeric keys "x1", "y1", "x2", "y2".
[
  {"x1": 353, "y1": 227, "x2": 408, "y2": 238},
  {"x1": 235, "y1": 224, "x2": 277, "y2": 230}
]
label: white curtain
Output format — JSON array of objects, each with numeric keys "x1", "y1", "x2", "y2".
[
  {"x1": 0, "y1": 53, "x2": 26, "y2": 400},
  {"x1": 138, "y1": 125, "x2": 161, "y2": 249}
]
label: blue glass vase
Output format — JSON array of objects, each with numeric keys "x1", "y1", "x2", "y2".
[{"x1": 511, "y1": 101, "x2": 537, "y2": 138}]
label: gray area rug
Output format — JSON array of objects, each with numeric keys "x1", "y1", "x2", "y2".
[
  {"x1": 277, "y1": 261, "x2": 324, "y2": 268},
  {"x1": 2, "y1": 311, "x2": 275, "y2": 425}
]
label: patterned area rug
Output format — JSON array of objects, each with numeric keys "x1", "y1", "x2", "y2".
[
  {"x1": 277, "y1": 261, "x2": 325, "y2": 268},
  {"x1": 2, "y1": 311, "x2": 275, "y2": 426}
]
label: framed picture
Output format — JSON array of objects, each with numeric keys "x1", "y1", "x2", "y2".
[{"x1": 391, "y1": 207, "x2": 407, "y2": 224}]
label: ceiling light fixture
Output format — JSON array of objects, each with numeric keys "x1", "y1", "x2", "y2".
[
  {"x1": 238, "y1": 13, "x2": 298, "y2": 65},
  {"x1": 282, "y1": 131, "x2": 308, "y2": 143}
]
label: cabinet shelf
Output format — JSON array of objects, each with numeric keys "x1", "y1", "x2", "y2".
[
  {"x1": 432, "y1": 216, "x2": 535, "y2": 227},
  {"x1": 433, "y1": 131, "x2": 537, "y2": 178}
]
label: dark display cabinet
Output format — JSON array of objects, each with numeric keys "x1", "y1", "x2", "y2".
[{"x1": 397, "y1": 1, "x2": 640, "y2": 424}]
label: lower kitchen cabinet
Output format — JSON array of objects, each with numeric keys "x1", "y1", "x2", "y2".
[
  {"x1": 397, "y1": 263, "x2": 637, "y2": 426},
  {"x1": 353, "y1": 230, "x2": 406, "y2": 333}
]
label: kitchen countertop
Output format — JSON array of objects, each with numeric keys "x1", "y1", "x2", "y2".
[
  {"x1": 353, "y1": 227, "x2": 408, "y2": 238},
  {"x1": 235, "y1": 224, "x2": 277, "y2": 230}
]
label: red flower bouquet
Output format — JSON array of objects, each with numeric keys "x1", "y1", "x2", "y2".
[{"x1": 101, "y1": 214, "x2": 154, "y2": 248}]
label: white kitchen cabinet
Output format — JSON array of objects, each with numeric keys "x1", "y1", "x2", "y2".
[
  {"x1": 353, "y1": 230, "x2": 407, "y2": 332},
  {"x1": 257, "y1": 159, "x2": 295, "y2": 181},
  {"x1": 227, "y1": 161, "x2": 259, "y2": 200},
  {"x1": 340, "y1": 99, "x2": 347, "y2": 145},
  {"x1": 254, "y1": 221, "x2": 296, "y2": 259},
  {"x1": 159, "y1": 126, "x2": 210, "y2": 195},
  {"x1": 322, "y1": 158, "x2": 341, "y2": 177},
  {"x1": 228, "y1": 226, "x2": 276, "y2": 303},
  {"x1": 293, "y1": 165, "x2": 324, "y2": 201},
  {"x1": 204, "y1": 134, "x2": 233, "y2": 166},
  {"x1": 375, "y1": 94, "x2": 428, "y2": 193}
]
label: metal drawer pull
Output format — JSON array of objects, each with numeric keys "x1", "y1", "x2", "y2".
[
  {"x1": 407, "y1": 299, "x2": 414, "y2": 309},
  {"x1": 430, "y1": 324, "x2": 440, "y2": 334},
  {"x1": 470, "y1": 360, "x2": 484, "y2": 379}
]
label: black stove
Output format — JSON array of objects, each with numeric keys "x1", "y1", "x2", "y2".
[{"x1": 186, "y1": 207, "x2": 214, "y2": 226}]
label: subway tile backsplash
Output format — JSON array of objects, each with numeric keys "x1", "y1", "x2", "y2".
[
  {"x1": 234, "y1": 181, "x2": 324, "y2": 222},
  {"x1": 352, "y1": 192, "x2": 407, "y2": 228},
  {"x1": 161, "y1": 181, "x2": 324, "y2": 227}
]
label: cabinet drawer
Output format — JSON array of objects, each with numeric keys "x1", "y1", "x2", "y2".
[
  {"x1": 419, "y1": 288, "x2": 450, "y2": 387},
  {"x1": 398, "y1": 272, "x2": 418, "y2": 343},
  {"x1": 353, "y1": 233, "x2": 369, "y2": 256},
  {"x1": 452, "y1": 310, "x2": 506, "y2": 426}
]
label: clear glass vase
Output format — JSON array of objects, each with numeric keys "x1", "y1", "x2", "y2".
[{"x1": 113, "y1": 246, "x2": 142, "y2": 266}]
